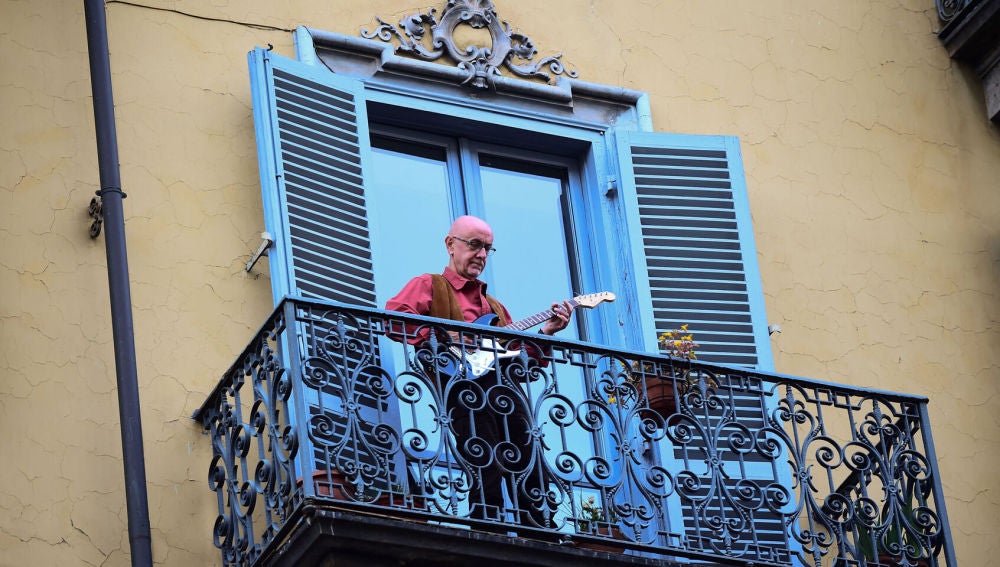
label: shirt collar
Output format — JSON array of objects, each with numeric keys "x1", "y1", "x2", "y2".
[{"x1": 443, "y1": 266, "x2": 487, "y2": 292}]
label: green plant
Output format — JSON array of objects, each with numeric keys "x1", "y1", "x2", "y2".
[
  {"x1": 855, "y1": 500, "x2": 930, "y2": 566},
  {"x1": 389, "y1": 481, "x2": 428, "y2": 500},
  {"x1": 580, "y1": 495, "x2": 603, "y2": 522},
  {"x1": 576, "y1": 495, "x2": 619, "y2": 531}
]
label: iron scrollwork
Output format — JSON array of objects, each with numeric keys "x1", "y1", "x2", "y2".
[
  {"x1": 361, "y1": 0, "x2": 579, "y2": 89},
  {"x1": 761, "y1": 385, "x2": 942, "y2": 566},
  {"x1": 196, "y1": 298, "x2": 949, "y2": 566},
  {"x1": 203, "y1": 311, "x2": 298, "y2": 566},
  {"x1": 398, "y1": 329, "x2": 575, "y2": 527},
  {"x1": 300, "y1": 308, "x2": 399, "y2": 499}
]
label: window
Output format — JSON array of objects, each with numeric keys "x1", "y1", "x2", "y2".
[{"x1": 366, "y1": 130, "x2": 586, "y2": 344}]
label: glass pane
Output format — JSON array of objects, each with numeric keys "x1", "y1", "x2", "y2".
[
  {"x1": 480, "y1": 162, "x2": 600, "y2": 524},
  {"x1": 367, "y1": 142, "x2": 453, "y2": 305},
  {"x1": 367, "y1": 140, "x2": 454, "y2": 493},
  {"x1": 479, "y1": 165, "x2": 579, "y2": 341}
]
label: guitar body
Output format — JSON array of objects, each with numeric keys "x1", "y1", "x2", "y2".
[
  {"x1": 448, "y1": 314, "x2": 516, "y2": 378},
  {"x1": 471, "y1": 313, "x2": 501, "y2": 327},
  {"x1": 447, "y1": 340, "x2": 517, "y2": 378}
]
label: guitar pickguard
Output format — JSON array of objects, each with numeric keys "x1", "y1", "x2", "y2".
[{"x1": 448, "y1": 338, "x2": 521, "y2": 378}]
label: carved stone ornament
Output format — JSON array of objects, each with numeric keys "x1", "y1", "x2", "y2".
[{"x1": 361, "y1": 0, "x2": 579, "y2": 89}]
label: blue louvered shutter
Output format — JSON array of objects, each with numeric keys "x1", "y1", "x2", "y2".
[
  {"x1": 249, "y1": 49, "x2": 402, "y2": 489},
  {"x1": 614, "y1": 131, "x2": 791, "y2": 558},
  {"x1": 248, "y1": 48, "x2": 377, "y2": 307},
  {"x1": 614, "y1": 131, "x2": 773, "y2": 370}
]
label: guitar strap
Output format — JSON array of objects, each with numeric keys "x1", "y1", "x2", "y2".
[{"x1": 428, "y1": 273, "x2": 508, "y2": 327}]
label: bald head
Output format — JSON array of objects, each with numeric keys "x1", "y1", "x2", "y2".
[
  {"x1": 449, "y1": 215, "x2": 492, "y2": 237},
  {"x1": 446, "y1": 215, "x2": 494, "y2": 280}
]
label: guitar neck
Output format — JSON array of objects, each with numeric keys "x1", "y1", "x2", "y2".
[{"x1": 505, "y1": 299, "x2": 581, "y2": 331}]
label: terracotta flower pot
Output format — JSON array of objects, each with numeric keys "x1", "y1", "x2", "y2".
[
  {"x1": 577, "y1": 522, "x2": 627, "y2": 553},
  {"x1": 876, "y1": 554, "x2": 930, "y2": 566},
  {"x1": 309, "y1": 470, "x2": 429, "y2": 510},
  {"x1": 644, "y1": 379, "x2": 677, "y2": 415},
  {"x1": 310, "y1": 469, "x2": 350, "y2": 500}
]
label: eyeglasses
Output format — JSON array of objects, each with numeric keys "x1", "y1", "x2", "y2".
[{"x1": 450, "y1": 235, "x2": 497, "y2": 256}]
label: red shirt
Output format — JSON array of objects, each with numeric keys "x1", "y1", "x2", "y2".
[
  {"x1": 385, "y1": 268, "x2": 547, "y2": 367},
  {"x1": 385, "y1": 267, "x2": 513, "y2": 344}
]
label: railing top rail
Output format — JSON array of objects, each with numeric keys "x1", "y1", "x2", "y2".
[{"x1": 194, "y1": 295, "x2": 929, "y2": 423}]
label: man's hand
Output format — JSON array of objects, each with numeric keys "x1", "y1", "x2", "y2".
[
  {"x1": 540, "y1": 300, "x2": 574, "y2": 336},
  {"x1": 447, "y1": 330, "x2": 478, "y2": 348}
]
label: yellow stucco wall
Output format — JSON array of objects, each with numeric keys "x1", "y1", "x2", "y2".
[{"x1": 1, "y1": 0, "x2": 997, "y2": 565}]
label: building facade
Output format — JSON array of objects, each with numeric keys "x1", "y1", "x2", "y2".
[{"x1": 2, "y1": 0, "x2": 998, "y2": 565}]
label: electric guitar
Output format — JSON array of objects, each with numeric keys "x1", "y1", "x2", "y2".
[{"x1": 446, "y1": 291, "x2": 616, "y2": 378}]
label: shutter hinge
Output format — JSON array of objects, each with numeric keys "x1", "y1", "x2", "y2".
[
  {"x1": 245, "y1": 232, "x2": 275, "y2": 273},
  {"x1": 605, "y1": 176, "x2": 618, "y2": 198}
]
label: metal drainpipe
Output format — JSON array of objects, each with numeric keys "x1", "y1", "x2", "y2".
[{"x1": 83, "y1": 1, "x2": 153, "y2": 565}]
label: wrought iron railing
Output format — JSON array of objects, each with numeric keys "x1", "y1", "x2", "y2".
[{"x1": 195, "y1": 297, "x2": 954, "y2": 567}]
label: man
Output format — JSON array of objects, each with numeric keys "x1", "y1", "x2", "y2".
[{"x1": 385, "y1": 215, "x2": 574, "y2": 528}]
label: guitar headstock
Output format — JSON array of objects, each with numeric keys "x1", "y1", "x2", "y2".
[{"x1": 572, "y1": 291, "x2": 616, "y2": 309}]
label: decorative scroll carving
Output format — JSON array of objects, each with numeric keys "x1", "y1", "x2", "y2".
[
  {"x1": 936, "y1": 0, "x2": 973, "y2": 23},
  {"x1": 361, "y1": 0, "x2": 579, "y2": 89}
]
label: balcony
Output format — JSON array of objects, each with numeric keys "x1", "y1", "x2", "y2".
[{"x1": 195, "y1": 297, "x2": 954, "y2": 566}]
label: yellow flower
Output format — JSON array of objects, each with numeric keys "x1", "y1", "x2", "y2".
[{"x1": 657, "y1": 324, "x2": 699, "y2": 360}]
